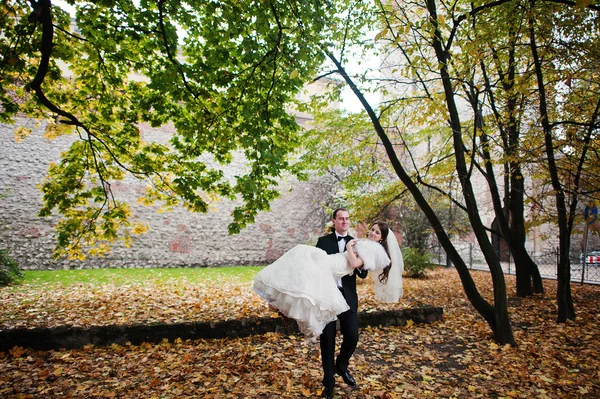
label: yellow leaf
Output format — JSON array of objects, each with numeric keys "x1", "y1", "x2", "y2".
[
  {"x1": 14, "y1": 126, "x2": 31, "y2": 142},
  {"x1": 290, "y1": 69, "x2": 299, "y2": 79},
  {"x1": 43, "y1": 121, "x2": 58, "y2": 139},
  {"x1": 374, "y1": 28, "x2": 389, "y2": 42},
  {"x1": 132, "y1": 222, "x2": 149, "y2": 235}
]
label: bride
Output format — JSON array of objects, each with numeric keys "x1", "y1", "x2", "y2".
[{"x1": 253, "y1": 221, "x2": 404, "y2": 339}]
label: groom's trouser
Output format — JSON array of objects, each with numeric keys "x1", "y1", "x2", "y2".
[{"x1": 320, "y1": 308, "x2": 359, "y2": 389}]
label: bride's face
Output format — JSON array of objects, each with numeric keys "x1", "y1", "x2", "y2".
[{"x1": 368, "y1": 224, "x2": 382, "y2": 242}]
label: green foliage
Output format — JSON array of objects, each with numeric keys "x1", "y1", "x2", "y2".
[
  {"x1": 1, "y1": 0, "x2": 330, "y2": 258},
  {"x1": 298, "y1": 108, "x2": 385, "y2": 187},
  {"x1": 298, "y1": 104, "x2": 471, "y2": 245},
  {"x1": 402, "y1": 247, "x2": 435, "y2": 278},
  {"x1": 0, "y1": 249, "x2": 23, "y2": 286}
]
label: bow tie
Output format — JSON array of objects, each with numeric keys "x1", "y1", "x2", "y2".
[{"x1": 337, "y1": 235, "x2": 348, "y2": 241}]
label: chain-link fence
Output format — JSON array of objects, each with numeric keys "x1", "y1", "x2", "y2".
[{"x1": 428, "y1": 238, "x2": 600, "y2": 285}]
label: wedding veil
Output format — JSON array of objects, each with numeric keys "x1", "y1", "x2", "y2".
[{"x1": 372, "y1": 228, "x2": 404, "y2": 303}]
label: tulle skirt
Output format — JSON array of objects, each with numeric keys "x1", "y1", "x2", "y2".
[{"x1": 253, "y1": 245, "x2": 350, "y2": 340}]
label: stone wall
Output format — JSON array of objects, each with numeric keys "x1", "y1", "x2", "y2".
[{"x1": 0, "y1": 117, "x2": 334, "y2": 270}]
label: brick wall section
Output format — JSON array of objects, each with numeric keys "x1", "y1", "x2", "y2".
[{"x1": 0, "y1": 117, "x2": 330, "y2": 270}]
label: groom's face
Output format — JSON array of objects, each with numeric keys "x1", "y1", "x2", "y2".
[{"x1": 333, "y1": 210, "x2": 350, "y2": 235}]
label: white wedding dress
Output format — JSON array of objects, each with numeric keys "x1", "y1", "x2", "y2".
[{"x1": 253, "y1": 239, "x2": 391, "y2": 340}]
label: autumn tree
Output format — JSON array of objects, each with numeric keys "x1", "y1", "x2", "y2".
[
  {"x1": 455, "y1": 1, "x2": 600, "y2": 307},
  {"x1": 300, "y1": 0, "x2": 599, "y2": 338},
  {"x1": 525, "y1": 1, "x2": 600, "y2": 321},
  {"x1": 453, "y1": 2, "x2": 546, "y2": 297},
  {"x1": 300, "y1": 0, "x2": 519, "y2": 343},
  {"x1": 363, "y1": 0, "x2": 547, "y2": 299},
  {"x1": 396, "y1": 0, "x2": 599, "y2": 319}
]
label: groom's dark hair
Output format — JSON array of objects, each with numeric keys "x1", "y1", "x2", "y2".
[{"x1": 332, "y1": 207, "x2": 349, "y2": 219}]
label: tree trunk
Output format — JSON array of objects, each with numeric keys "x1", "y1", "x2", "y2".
[
  {"x1": 509, "y1": 173, "x2": 544, "y2": 296},
  {"x1": 426, "y1": 0, "x2": 514, "y2": 344},
  {"x1": 556, "y1": 238, "x2": 575, "y2": 322},
  {"x1": 527, "y1": 7, "x2": 575, "y2": 320},
  {"x1": 512, "y1": 244, "x2": 539, "y2": 296},
  {"x1": 475, "y1": 17, "x2": 545, "y2": 298}
]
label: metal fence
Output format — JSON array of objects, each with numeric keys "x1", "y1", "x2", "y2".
[{"x1": 429, "y1": 241, "x2": 600, "y2": 285}]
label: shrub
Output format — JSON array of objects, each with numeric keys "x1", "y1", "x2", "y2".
[
  {"x1": 0, "y1": 249, "x2": 22, "y2": 286},
  {"x1": 402, "y1": 247, "x2": 436, "y2": 278}
]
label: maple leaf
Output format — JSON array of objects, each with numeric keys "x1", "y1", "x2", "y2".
[{"x1": 8, "y1": 346, "x2": 25, "y2": 359}]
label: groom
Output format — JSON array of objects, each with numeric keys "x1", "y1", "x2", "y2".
[{"x1": 316, "y1": 208, "x2": 368, "y2": 399}]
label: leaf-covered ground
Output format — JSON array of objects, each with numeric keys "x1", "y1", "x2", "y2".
[{"x1": 1, "y1": 268, "x2": 599, "y2": 398}]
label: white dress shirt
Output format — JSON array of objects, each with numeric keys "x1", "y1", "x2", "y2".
[{"x1": 335, "y1": 233, "x2": 347, "y2": 288}]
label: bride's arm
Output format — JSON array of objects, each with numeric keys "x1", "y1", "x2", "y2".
[{"x1": 346, "y1": 240, "x2": 364, "y2": 269}]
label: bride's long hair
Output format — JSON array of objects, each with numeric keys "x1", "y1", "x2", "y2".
[{"x1": 373, "y1": 221, "x2": 392, "y2": 284}]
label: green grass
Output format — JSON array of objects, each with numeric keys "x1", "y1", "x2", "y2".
[{"x1": 12, "y1": 266, "x2": 262, "y2": 289}]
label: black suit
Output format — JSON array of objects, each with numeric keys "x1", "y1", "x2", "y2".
[{"x1": 316, "y1": 232, "x2": 368, "y2": 390}]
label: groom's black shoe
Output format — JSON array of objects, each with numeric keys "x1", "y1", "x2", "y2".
[
  {"x1": 335, "y1": 366, "x2": 356, "y2": 386},
  {"x1": 321, "y1": 386, "x2": 334, "y2": 399}
]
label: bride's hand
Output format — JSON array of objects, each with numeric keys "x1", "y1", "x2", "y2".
[{"x1": 346, "y1": 239, "x2": 363, "y2": 269}]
